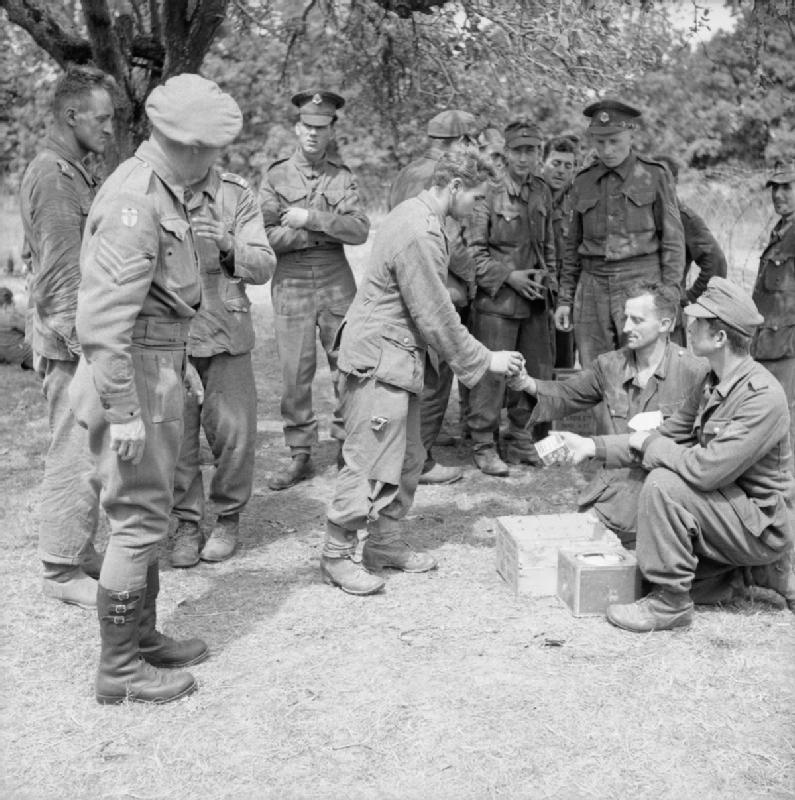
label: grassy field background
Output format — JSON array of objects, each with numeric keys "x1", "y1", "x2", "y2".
[{"x1": 0, "y1": 182, "x2": 793, "y2": 800}]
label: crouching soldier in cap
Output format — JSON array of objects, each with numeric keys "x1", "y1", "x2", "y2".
[
  {"x1": 388, "y1": 109, "x2": 481, "y2": 486},
  {"x1": 169, "y1": 169, "x2": 276, "y2": 567},
  {"x1": 69, "y1": 74, "x2": 243, "y2": 703},
  {"x1": 323, "y1": 151, "x2": 525, "y2": 595},
  {"x1": 558, "y1": 278, "x2": 794, "y2": 631},
  {"x1": 555, "y1": 99, "x2": 685, "y2": 370},
  {"x1": 752, "y1": 162, "x2": 795, "y2": 462},
  {"x1": 467, "y1": 117, "x2": 557, "y2": 476},
  {"x1": 260, "y1": 90, "x2": 370, "y2": 490}
]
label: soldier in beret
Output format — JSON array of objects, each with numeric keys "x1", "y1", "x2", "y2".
[
  {"x1": 19, "y1": 65, "x2": 116, "y2": 609},
  {"x1": 559, "y1": 277, "x2": 794, "y2": 631},
  {"x1": 555, "y1": 99, "x2": 685, "y2": 376},
  {"x1": 168, "y1": 156, "x2": 276, "y2": 568},
  {"x1": 467, "y1": 117, "x2": 557, "y2": 476},
  {"x1": 752, "y1": 162, "x2": 795, "y2": 460},
  {"x1": 387, "y1": 109, "x2": 481, "y2": 486},
  {"x1": 259, "y1": 90, "x2": 370, "y2": 490},
  {"x1": 69, "y1": 73, "x2": 243, "y2": 704}
]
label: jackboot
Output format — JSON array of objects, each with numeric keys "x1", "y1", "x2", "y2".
[
  {"x1": 747, "y1": 549, "x2": 795, "y2": 612},
  {"x1": 170, "y1": 520, "x2": 201, "y2": 568},
  {"x1": 42, "y1": 563, "x2": 97, "y2": 609},
  {"x1": 200, "y1": 515, "x2": 238, "y2": 562},
  {"x1": 472, "y1": 446, "x2": 510, "y2": 477},
  {"x1": 363, "y1": 520, "x2": 437, "y2": 573},
  {"x1": 320, "y1": 555, "x2": 385, "y2": 595},
  {"x1": 606, "y1": 588, "x2": 694, "y2": 633},
  {"x1": 95, "y1": 584, "x2": 197, "y2": 705},
  {"x1": 138, "y1": 563, "x2": 209, "y2": 668},
  {"x1": 268, "y1": 453, "x2": 312, "y2": 491}
]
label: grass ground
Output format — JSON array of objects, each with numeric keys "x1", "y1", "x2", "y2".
[{"x1": 1, "y1": 190, "x2": 793, "y2": 800}]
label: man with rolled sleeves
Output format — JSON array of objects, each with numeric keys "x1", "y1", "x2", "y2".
[
  {"x1": 260, "y1": 90, "x2": 370, "y2": 490},
  {"x1": 559, "y1": 278, "x2": 794, "y2": 631},
  {"x1": 20, "y1": 65, "x2": 116, "y2": 608},
  {"x1": 169, "y1": 169, "x2": 276, "y2": 567},
  {"x1": 752, "y1": 162, "x2": 795, "y2": 461},
  {"x1": 467, "y1": 117, "x2": 557, "y2": 476},
  {"x1": 555, "y1": 99, "x2": 685, "y2": 369},
  {"x1": 69, "y1": 74, "x2": 242, "y2": 704},
  {"x1": 388, "y1": 109, "x2": 481, "y2": 485},
  {"x1": 323, "y1": 151, "x2": 524, "y2": 595}
]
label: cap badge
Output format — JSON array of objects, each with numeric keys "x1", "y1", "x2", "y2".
[
  {"x1": 599, "y1": 111, "x2": 610, "y2": 123},
  {"x1": 312, "y1": 93, "x2": 323, "y2": 104},
  {"x1": 120, "y1": 207, "x2": 138, "y2": 228}
]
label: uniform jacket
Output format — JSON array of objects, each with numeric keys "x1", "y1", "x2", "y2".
[
  {"x1": 559, "y1": 152, "x2": 685, "y2": 305},
  {"x1": 550, "y1": 184, "x2": 574, "y2": 284},
  {"x1": 259, "y1": 148, "x2": 369, "y2": 260},
  {"x1": 530, "y1": 342, "x2": 709, "y2": 533},
  {"x1": 469, "y1": 173, "x2": 556, "y2": 319},
  {"x1": 186, "y1": 169, "x2": 275, "y2": 357},
  {"x1": 640, "y1": 357, "x2": 794, "y2": 550},
  {"x1": 19, "y1": 133, "x2": 99, "y2": 360},
  {"x1": 752, "y1": 217, "x2": 795, "y2": 361},
  {"x1": 387, "y1": 151, "x2": 476, "y2": 306},
  {"x1": 680, "y1": 202, "x2": 727, "y2": 303},
  {"x1": 337, "y1": 191, "x2": 490, "y2": 395},
  {"x1": 74, "y1": 139, "x2": 202, "y2": 424}
]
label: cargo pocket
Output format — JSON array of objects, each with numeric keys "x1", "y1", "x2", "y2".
[
  {"x1": 372, "y1": 324, "x2": 424, "y2": 394},
  {"x1": 140, "y1": 350, "x2": 183, "y2": 423},
  {"x1": 718, "y1": 483, "x2": 765, "y2": 537},
  {"x1": 220, "y1": 278, "x2": 251, "y2": 313}
]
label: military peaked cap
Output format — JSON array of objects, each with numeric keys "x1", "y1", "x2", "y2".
[
  {"x1": 291, "y1": 90, "x2": 345, "y2": 125},
  {"x1": 504, "y1": 118, "x2": 543, "y2": 148},
  {"x1": 583, "y1": 98, "x2": 641, "y2": 134},
  {"x1": 683, "y1": 276, "x2": 764, "y2": 336},
  {"x1": 765, "y1": 160, "x2": 795, "y2": 187}
]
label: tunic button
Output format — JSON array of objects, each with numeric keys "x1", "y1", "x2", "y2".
[{"x1": 403, "y1": 337, "x2": 409, "y2": 344}]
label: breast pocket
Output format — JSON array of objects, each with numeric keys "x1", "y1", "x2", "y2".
[
  {"x1": 278, "y1": 184, "x2": 308, "y2": 207},
  {"x1": 762, "y1": 257, "x2": 795, "y2": 293},
  {"x1": 623, "y1": 188, "x2": 656, "y2": 235},
  {"x1": 700, "y1": 418, "x2": 727, "y2": 445},
  {"x1": 160, "y1": 216, "x2": 198, "y2": 295}
]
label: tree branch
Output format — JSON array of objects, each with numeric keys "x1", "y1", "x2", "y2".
[{"x1": 0, "y1": 0, "x2": 87, "y2": 67}]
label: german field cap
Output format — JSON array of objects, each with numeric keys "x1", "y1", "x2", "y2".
[
  {"x1": 146, "y1": 74, "x2": 242, "y2": 147},
  {"x1": 292, "y1": 90, "x2": 344, "y2": 125},
  {"x1": 683, "y1": 276, "x2": 763, "y2": 336},
  {"x1": 583, "y1": 98, "x2": 641, "y2": 134},
  {"x1": 765, "y1": 160, "x2": 795, "y2": 187},
  {"x1": 504, "y1": 118, "x2": 543, "y2": 148},
  {"x1": 427, "y1": 110, "x2": 479, "y2": 139}
]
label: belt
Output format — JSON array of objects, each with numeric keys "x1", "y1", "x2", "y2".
[
  {"x1": 580, "y1": 253, "x2": 660, "y2": 273},
  {"x1": 132, "y1": 317, "x2": 191, "y2": 348}
]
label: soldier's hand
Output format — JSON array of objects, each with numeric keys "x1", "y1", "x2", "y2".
[
  {"x1": 506, "y1": 270, "x2": 544, "y2": 300},
  {"x1": 489, "y1": 350, "x2": 525, "y2": 376},
  {"x1": 628, "y1": 430, "x2": 651, "y2": 452},
  {"x1": 191, "y1": 205, "x2": 233, "y2": 252},
  {"x1": 184, "y1": 362, "x2": 204, "y2": 404},
  {"x1": 109, "y1": 418, "x2": 146, "y2": 465},
  {"x1": 281, "y1": 207, "x2": 309, "y2": 229},
  {"x1": 556, "y1": 431, "x2": 595, "y2": 465},
  {"x1": 554, "y1": 304, "x2": 572, "y2": 331}
]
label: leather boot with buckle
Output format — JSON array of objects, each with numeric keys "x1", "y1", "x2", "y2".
[
  {"x1": 170, "y1": 519, "x2": 202, "y2": 568},
  {"x1": 472, "y1": 446, "x2": 510, "y2": 477},
  {"x1": 747, "y1": 549, "x2": 795, "y2": 612},
  {"x1": 95, "y1": 584, "x2": 197, "y2": 705},
  {"x1": 268, "y1": 453, "x2": 313, "y2": 491},
  {"x1": 201, "y1": 515, "x2": 238, "y2": 562},
  {"x1": 42, "y1": 563, "x2": 97, "y2": 609},
  {"x1": 607, "y1": 588, "x2": 694, "y2": 633},
  {"x1": 138, "y1": 562, "x2": 209, "y2": 668}
]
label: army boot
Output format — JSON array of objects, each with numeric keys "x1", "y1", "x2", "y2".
[
  {"x1": 747, "y1": 549, "x2": 795, "y2": 612},
  {"x1": 363, "y1": 518, "x2": 437, "y2": 573},
  {"x1": 268, "y1": 452, "x2": 313, "y2": 491},
  {"x1": 138, "y1": 562, "x2": 209, "y2": 668},
  {"x1": 320, "y1": 521, "x2": 384, "y2": 595},
  {"x1": 42, "y1": 563, "x2": 97, "y2": 609},
  {"x1": 95, "y1": 584, "x2": 197, "y2": 705},
  {"x1": 606, "y1": 588, "x2": 694, "y2": 633},
  {"x1": 201, "y1": 515, "x2": 239, "y2": 563},
  {"x1": 170, "y1": 520, "x2": 202, "y2": 568},
  {"x1": 472, "y1": 445, "x2": 510, "y2": 477}
]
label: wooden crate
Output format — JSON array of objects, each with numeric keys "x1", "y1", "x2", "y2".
[
  {"x1": 495, "y1": 513, "x2": 620, "y2": 597},
  {"x1": 557, "y1": 548, "x2": 640, "y2": 617}
]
